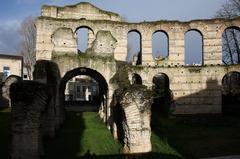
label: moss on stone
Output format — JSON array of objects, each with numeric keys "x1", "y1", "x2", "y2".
[
  {"x1": 110, "y1": 60, "x2": 153, "y2": 102},
  {"x1": 52, "y1": 52, "x2": 115, "y2": 64}
]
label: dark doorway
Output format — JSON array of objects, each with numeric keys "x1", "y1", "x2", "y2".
[{"x1": 222, "y1": 71, "x2": 240, "y2": 114}]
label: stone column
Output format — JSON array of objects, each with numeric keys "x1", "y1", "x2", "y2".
[
  {"x1": 2, "y1": 75, "x2": 22, "y2": 107},
  {"x1": 119, "y1": 88, "x2": 152, "y2": 153}
]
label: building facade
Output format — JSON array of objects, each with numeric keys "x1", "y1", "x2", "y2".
[
  {"x1": 0, "y1": 54, "x2": 23, "y2": 82},
  {"x1": 65, "y1": 75, "x2": 99, "y2": 102}
]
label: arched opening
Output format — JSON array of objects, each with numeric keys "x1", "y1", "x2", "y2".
[
  {"x1": 185, "y1": 29, "x2": 203, "y2": 66},
  {"x1": 60, "y1": 67, "x2": 108, "y2": 112},
  {"x1": 76, "y1": 26, "x2": 94, "y2": 53},
  {"x1": 222, "y1": 26, "x2": 240, "y2": 65},
  {"x1": 152, "y1": 31, "x2": 169, "y2": 60},
  {"x1": 222, "y1": 71, "x2": 240, "y2": 114},
  {"x1": 132, "y1": 73, "x2": 142, "y2": 85},
  {"x1": 65, "y1": 75, "x2": 100, "y2": 107},
  {"x1": 127, "y1": 30, "x2": 142, "y2": 65},
  {"x1": 152, "y1": 73, "x2": 171, "y2": 116}
]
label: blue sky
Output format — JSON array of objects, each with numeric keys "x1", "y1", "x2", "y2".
[{"x1": 0, "y1": 0, "x2": 226, "y2": 54}]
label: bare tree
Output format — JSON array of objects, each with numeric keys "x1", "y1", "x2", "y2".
[
  {"x1": 216, "y1": 0, "x2": 240, "y2": 65},
  {"x1": 19, "y1": 16, "x2": 36, "y2": 80}
]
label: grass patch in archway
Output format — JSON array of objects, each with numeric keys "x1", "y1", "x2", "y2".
[{"x1": 43, "y1": 112, "x2": 122, "y2": 158}]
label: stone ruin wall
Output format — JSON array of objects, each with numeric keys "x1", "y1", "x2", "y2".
[
  {"x1": 36, "y1": 2, "x2": 240, "y2": 114},
  {"x1": 9, "y1": 60, "x2": 65, "y2": 159},
  {"x1": 37, "y1": 2, "x2": 240, "y2": 66}
]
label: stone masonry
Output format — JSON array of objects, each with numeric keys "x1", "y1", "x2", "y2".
[
  {"x1": 10, "y1": 80, "x2": 49, "y2": 159},
  {"x1": 119, "y1": 88, "x2": 152, "y2": 153},
  {"x1": 36, "y1": 2, "x2": 240, "y2": 114}
]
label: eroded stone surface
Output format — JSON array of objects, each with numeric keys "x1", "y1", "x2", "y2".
[
  {"x1": 2, "y1": 75, "x2": 22, "y2": 107},
  {"x1": 117, "y1": 86, "x2": 153, "y2": 153},
  {"x1": 10, "y1": 81, "x2": 49, "y2": 159},
  {"x1": 86, "y1": 30, "x2": 117, "y2": 57}
]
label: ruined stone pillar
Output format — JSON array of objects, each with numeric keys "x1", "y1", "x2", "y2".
[
  {"x1": 2, "y1": 75, "x2": 22, "y2": 107},
  {"x1": 10, "y1": 81, "x2": 49, "y2": 159},
  {"x1": 119, "y1": 88, "x2": 152, "y2": 153},
  {"x1": 33, "y1": 60, "x2": 64, "y2": 137}
]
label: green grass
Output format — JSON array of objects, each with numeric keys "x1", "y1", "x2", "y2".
[{"x1": 77, "y1": 112, "x2": 122, "y2": 156}]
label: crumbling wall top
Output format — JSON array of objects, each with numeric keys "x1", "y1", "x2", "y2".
[{"x1": 41, "y1": 2, "x2": 122, "y2": 21}]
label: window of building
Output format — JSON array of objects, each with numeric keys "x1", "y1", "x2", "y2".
[
  {"x1": 3, "y1": 66, "x2": 10, "y2": 80},
  {"x1": 23, "y1": 74, "x2": 28, "y2": 79},
  {"x1": 77, "y1": 86, "x2": 81, "y2": 92}
]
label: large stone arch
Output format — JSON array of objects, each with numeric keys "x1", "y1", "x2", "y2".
[{"x1": 59, "y1": 67, "x2": 109, "y2": 121}]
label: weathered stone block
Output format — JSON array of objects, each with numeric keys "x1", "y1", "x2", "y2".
[{"x1": 10, "y1": 81, "x2": 49, "y2": 159}]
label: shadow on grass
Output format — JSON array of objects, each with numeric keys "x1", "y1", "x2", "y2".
[
  {"x1": 42, "y1": 111, "x2": 85, "y2": 159},
  {"x1": 41, "y1": 111, "x2": 182, "y2": 159},
  {"x1": 151, "y1": 111, "x2": 240, "y2": 159},
  {"x1": 151, "y1": 79, "x2": 240, "y2": 158}
]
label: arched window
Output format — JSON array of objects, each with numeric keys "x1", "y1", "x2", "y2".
[
  {"x1": 222, "y1": 71, "x2": 240, "y2": 114},
  {"x1": 152, "y1": 73, "x2": 171, "y2": 116},
  {"x1": 152, "y1": 31, "x2": 169, "y2": 60},
  {"x1": 222, "y1": 26, "x2": 240, "y2": 65},
  {"x1": 76, "y1": 26, "x2": 94, "y2": 53},
  {"x1": 127, "y1": 30, "x2": 142, "y2": 65},
  {"x1": 185, "y1": 29, "x2": 203, "y2": 66}
]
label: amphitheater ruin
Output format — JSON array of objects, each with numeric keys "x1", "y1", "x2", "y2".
[{"x1": 6, "y1": 2, "x2": 240, "y2": 158}]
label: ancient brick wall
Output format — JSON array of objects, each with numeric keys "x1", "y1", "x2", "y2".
[{"x1": 36, "y1": 2, "x2": 240, "y2": 114}]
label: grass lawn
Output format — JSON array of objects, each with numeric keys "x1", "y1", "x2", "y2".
[{"x1": 1, "y1": 107, "x2": 240, "y2": 159}]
